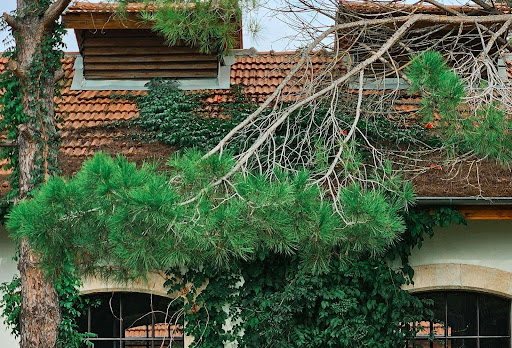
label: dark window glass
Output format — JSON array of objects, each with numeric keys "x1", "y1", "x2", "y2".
[
  {"x1": 407, "y1": 339, "x2": 445, "y2": 348},
  {"x1": 480, "y1": 338, "x2": 511, "y2": 348},
  {"x1": 79, "y1": 292, "x2": 184, "y2": 348},
  {"x1": 90, "y1": 292, "x2": 121, "y2": 339},
  {"x1": 431, "y1": 292, "x2": 447, "y2": 338},
  {"x1": 479, "y1": 293, "x2": 510, "y2": 336},
  {"x1": 448, "y1": 338, "x2": 477, "y2": 348},
  {"x1": 447, "y1": 292, "x2": 477, "y2": 337},
  {"x1": 413, "y1": 291, "x2": 511, "y2": 348}
]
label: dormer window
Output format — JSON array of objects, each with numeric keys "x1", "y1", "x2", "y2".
[
  {"x1": 337, "y1": 1, "x2": 509, "y2": 90},
  {"x1": 62, "y1": 2, "x2": 241, "y2": 90}
]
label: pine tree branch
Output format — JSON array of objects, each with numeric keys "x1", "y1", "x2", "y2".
[
  {"x1": 471, "y1": 0, "x2": 503, "y2": 14},
  {"x1": 6, "y1": 59, "x2": 24, "y2": 79},
  {"x1": 2, "y1": 12, "x2": 21, "y2": 32},
  {"x1": 53, "y1": 68, "x2": 65, "y2": 84},
  {"x1": 43, "y1": 0, "x2": 72, "y2": 29}
]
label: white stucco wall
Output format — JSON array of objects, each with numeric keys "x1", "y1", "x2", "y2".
[
  {"x1": 0, "y1": 220, "x2": 511, "y2": 347},
  {"x1": 406, "y1": 220, "x2": 512, "y2": 297},
  {"x1": 408, "y1": 220, "x2": 512, "y2": 273},
  {"x1": 0, "y1": 225, "x2": 19, "y2": 348}
]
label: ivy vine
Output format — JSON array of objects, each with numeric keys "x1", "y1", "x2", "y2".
[
  {"x1": 0, "y1": 6, "x2": 81, "y2": 347},
  {"x1": 166, "y1": 208, "x2": 466, "y2": 348},
  {"x1": 129, "y1": 79, "x2": 255, "y2": 150},
  {"x1": 0, "y1": 21, "x2": 64, "y2": 201}
]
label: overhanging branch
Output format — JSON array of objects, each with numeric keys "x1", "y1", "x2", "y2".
[
  {"x1": 205, "y1": 12, "x2": 512, "y2": 161},
  {"x1": 2, "y1": 12, "x2": 21, "y2": 32},
  {"x1": 424, "y1": 0, "x2": 512, "y2": 52},
  {"x1": 0, "y1": 140, "x2": 16, "y2": 148},
  {"x1": 43, "y1": 0, "x2": 72, "y2": 29},
  {"x1": 471, "y1": 0, "x2": 503, "y2": 14}
]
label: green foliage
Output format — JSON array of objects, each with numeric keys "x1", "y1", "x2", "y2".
[
  {"x1": 0, "y1": 273, "x2": 93, "y2": 348},
  {"x1": 54, "y1": 274, "x2": 95, "y2": 348},
  {"x1": 165, "y1": 266, "x2": 241, "y2": 347},
  {"x1": 237, "y1": 257, "x2": 423, "y2": 348},
  {"x1": 132, "y1": 80, "x2": 254, "y2": 150},
  {"x1": 118, "y1": 0, "x2": 242, "y2": 54},
  {"x1": 133, "y1": 80, "x2": 433, "y2": 172},
  {"x1": 460, "y1": 103, "x2": 512, "y2": 164},
  {"x1": 165, "y1": 207, "x2": 464, "y2": 348},
  {"x1": 0, "y1": 276, "x2": 21, "y2": 337},
  {"x1": 7, "y1": 151, "x2": 409, "y2": 281},
  {"x1": 406, "y1": 51, "x2": 512, "y2": 164},
  {"x1": 407, "y1": 51, "x2": 465, "y2": 124}
]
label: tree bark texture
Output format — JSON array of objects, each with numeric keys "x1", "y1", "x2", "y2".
[{"x1": 5, "y1": 0, "x2": 71, "y2": 347}]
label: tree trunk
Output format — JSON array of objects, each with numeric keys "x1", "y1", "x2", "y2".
[{"x1": 3, "y1": 0, "x2": 71, "y2": 347}]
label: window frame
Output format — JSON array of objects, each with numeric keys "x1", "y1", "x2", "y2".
[
  {"x1": 408, "y1": 291, "x2": 512, "y2": 348},
  {"x1": 81, "y1": 292, "x2": 184, "y2": 348}
]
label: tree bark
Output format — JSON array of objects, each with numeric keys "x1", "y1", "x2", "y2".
[{"x1": 4, "y1": 0, "x2": 71, "y2": 347}]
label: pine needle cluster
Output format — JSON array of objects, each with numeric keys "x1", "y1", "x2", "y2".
[
  {"x1": 7, "y1": 150, "x2": 409, "y2": 281},
  {"x1": 406, "y1": 51, "x2": 512, "y2": 164},
  {"x1": 117, "y1": 0, "x2": 242, "y2": 54}
]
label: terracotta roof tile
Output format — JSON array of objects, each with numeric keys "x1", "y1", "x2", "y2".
[
  {"x1": 9, "y1": 51, "x2": 330, "y2": 161},
  {"x1": 66, "y1": 1, "x2": 158, "y2": 13},
  {"x1": 2, "y1": 48, "x2": 511, "y2": 197},
  {"x1": 338, "y1": 1, "x2": 501, "y2": 14}
]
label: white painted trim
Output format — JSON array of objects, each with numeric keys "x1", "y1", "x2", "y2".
[{"x1": 70, "y1": 54, "x2": 234, "y2": 91}]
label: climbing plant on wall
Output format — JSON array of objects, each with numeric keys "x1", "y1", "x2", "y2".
[{"x1": 166, "y1": 207, "x2": 466, "y2": 348}]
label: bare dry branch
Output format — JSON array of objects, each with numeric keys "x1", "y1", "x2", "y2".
[
  {"x1": 205, "y1": 12, "x2": 512, "y2": 161},
  {"x1": 210, "y1": 16, "x2": 418, "y2": 187},
  {"x1": 471, "y1": 0, "x2": 503, "y2": 14},
  {"x1": 425, "y1": 0, "x2": 512, "y2": 52}
]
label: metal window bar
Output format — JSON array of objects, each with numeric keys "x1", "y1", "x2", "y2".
[
  {"x1": 85, "y1": 293, "x2": 185, "y2": 348},
  {"x1": 409, "y1": 292, "x2": 512, "y2": 348}
]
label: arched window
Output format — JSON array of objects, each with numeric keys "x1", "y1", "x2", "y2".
[
  {"x1": 77, "y1": 292, "x2": 184, "y2": 348},
  {"x1": 408, "y1": 291, "x2": 511, "y2": 348}
]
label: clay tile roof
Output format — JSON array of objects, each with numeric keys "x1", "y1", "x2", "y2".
[
  {"x1": 1, "y1": 47, "x2": 512, "y2": 197},
  {"x1": 0, "y1": 51, "x2": 335, "y2": 183},
  {"x1": 66, "y1": 1, "x2": 191, "y2": 13},
  {"x1": 339, "y1": 1, "x2": 510, "y2": 14},
  {"x1": 66, "y1": 1, "x2": 154, "y2": 13}
]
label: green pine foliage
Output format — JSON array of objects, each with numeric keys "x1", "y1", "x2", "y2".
[
  {"x1": 118, "y1": 0, "x2": 242, "y2": 54},
  {"x1": 407, "y1": 51, "x2": 465, "y2": 124},
  {"x1": 461, "y1": 103, "x2": 512, "y2": 164},
  {"x1": 406, "y1": 51, "x2": 512, "y2": 164},
  {"x1": 165, "y1": 208, "x2": 465, "y2": 348},
  {"x1": 6, "y1": 150, "x2": 410, "y2": 281}
]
